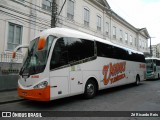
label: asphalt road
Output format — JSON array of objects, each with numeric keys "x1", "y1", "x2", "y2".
[{"x1": 0, "y1": 79, "x2": 160, "y2": 120}]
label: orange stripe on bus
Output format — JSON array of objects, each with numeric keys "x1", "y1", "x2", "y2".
[{"x1": 17, "y1": 86, "x2": 50, "y2": 102}]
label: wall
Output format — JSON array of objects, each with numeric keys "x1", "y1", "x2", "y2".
[
  {"x1": 0, "y1": 62, "x2": 21, "y2": 91},
  {"x1": 0, "y1": 75, "x2": 19, "y2": 91}
]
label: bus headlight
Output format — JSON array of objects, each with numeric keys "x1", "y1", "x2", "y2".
[
  {"x1": 151, "y1": 72, "x2": 155, "y2": 75},
  {"x1": 34, "y1": 81, "x2": 48, "y2": 89}
]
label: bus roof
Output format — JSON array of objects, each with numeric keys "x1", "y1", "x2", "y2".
[
  {"x1": 145, "y1": 57, "x2": 160, "y2": 60},
  {"x1": 36, "y1": 28, "x2": 143, "y2": 55}
]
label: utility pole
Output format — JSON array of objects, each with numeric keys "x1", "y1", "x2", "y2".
[
  {"x1": 51, "y1": 0, "x2": 57, "y2": 28},
  {"x1": 50, "y1": 0, "x2": 67, "y2": 28},
  {"x1": 150, "y1": 37, "x2": 156, "y2": 56},
  {"x1": 150, "y1": 37, "x2": 152, "y2": 56}
]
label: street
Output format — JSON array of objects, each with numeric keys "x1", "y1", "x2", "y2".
[{"x1": 0, "y1": 79, "x2": 160, "y2": 119}]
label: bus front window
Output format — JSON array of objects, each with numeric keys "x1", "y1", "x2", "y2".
[
  {"x1": 146, "y1": 59, "x2": 153, "y2": 72},
  {"x1": 20, "y1": 36, "x2": 55, "y2": 76}
]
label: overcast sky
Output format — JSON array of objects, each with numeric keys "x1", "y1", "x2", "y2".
[{"x1": 107, "y1": 0, "x2": 160, "y2": 46}]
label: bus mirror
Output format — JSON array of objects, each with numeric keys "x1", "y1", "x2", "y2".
[
  {"x1": 38, "y1": 37, "x2": 46, "y2": 50},
  {"x1": 12, "y1": 52, "x2": 16, "y2": 59}
]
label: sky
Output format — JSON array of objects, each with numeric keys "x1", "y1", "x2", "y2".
[{"x1": 107, "y1": 0, "x2": 160, "y2": 46}]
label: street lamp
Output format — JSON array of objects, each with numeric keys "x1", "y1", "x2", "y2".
[{"x1": 150, "y1": 37, "x2": 156, "y2": 56}]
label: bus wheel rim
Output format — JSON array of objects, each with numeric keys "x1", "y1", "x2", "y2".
[
  {"x1": 87, "y1": 84, "x2": 94, "y2": 95},
  {"x1": 137, "y1": 78, "x2": 139, "y2": 84}
]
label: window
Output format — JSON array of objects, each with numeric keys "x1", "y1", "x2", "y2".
[
  {"x1": 106, "y1": 22, "x2": 109, "y2": 35},
  {"x1": 130, "y1": 35, "x2": 133, "y2": 45},
  {"x1": 42, "y1": 0, "x2": 52, "y2": 11},
  {"x1": 7, "y1": 23, "x2": 22, "y2": 51},
  {"x1": 139, "y1": 39, "x2": 141, "y2": 48},
  {"x1": 96, "y1": 41, "x2": 127, "y2": 59},
  {"x1": 145, "y1": 42, "x2": 147, "y2": 49},
  {"x1": 142, "y1": 41, "x2": 144, "y2": 49},
  {"x1": 20, "y1": 36, "x2": 54, "y2": 75},
  {"x1": 18, "y1": 0, "x2": 25, "y2": 2},
  {"x1": 144, "y1": 42, "x2": 146, "y2": 49},
  {"x1": 125, "y1": 33, "x2": 128, "y2": 44},
  {"x1": 67, "y1": 38, "x2": 94, "y2": 63},
  {"x1": 135, "y1": 38, "x2": 137, "y2": 47},
  {"x1": 97, "y1": 15, "x2": 101, "y2": 31},
  {"x1": 156, "y1": 60, "x2": 160, "y2": 66},
  {"x1": 67, "y1": 0, "x2": 74, "y2": 20},
  {"x1": 96, "y1": 41, "x2": 145, "y2": 63},
  {"x1": 113, "y1": 26, "x2": 116, "y2": 39},
  {"x1": 84, "y1": 8, "x2": 90, "y2": 27},
  {"x1": 50, "y1": 38, "x2": 68, "y2": 70},
  {"x1": 120, "y1": 30, "x2": 123, "y2": 41},
  {"x1": 50, "y1": 37, "x2": 95, "y2": 70},
  {"x1": 97, "y1": 41, "x2": 116, "y2": 59}
]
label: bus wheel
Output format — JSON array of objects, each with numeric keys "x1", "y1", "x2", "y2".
[
  {"x1": 158, "y1": 74, "x2": 160, "y2": 79},
  {"x1": 84, "y1": 80, "x2": 97, "y2": 99},
  {"x1": 135, "y1": 76, "x2": 140, "y2": 86}
]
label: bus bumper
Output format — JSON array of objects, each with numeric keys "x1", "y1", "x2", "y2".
[
  {"x1": 146, "y1": 75, "x2": 155, "y2": 80},
  {"x1": 17, "y1": 86, "x2": 50, "y2": 102}
]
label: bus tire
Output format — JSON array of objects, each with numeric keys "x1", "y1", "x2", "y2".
[
  {"x1": 84, "y1": 80, "x2": 97, "y2": 99},
  {"x1": 135, "y1": 75, "x2": 140, "y2": 86},
  {"x1": 158, "y1": 74, "x2": 160, "y2": 79}
]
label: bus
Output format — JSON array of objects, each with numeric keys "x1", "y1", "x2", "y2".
[
  {"x1": 12, "y1": 28, "x2": 146, "y2": 102},
  {"x1": 145, "y1": 57, "x2": 160, "y2": 79}
]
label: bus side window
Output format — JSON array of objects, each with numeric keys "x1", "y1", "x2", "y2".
[
  {"x1": 50, "y1": 38, "x2": 68, "y2": 70},
  {"x1": 67, "y1": 38, "x2": 94, "y2": 63}
]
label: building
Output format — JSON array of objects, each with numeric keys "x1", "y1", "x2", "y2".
[
  {"x1": 156, "y1": 44, "x2": 160, "y2": 58},
  {"x1": 151, "y1": 45, "x2": 157, "y2": 58},
  {"x1": 0, "y1": 0, "x2": 150, "y2": 63},
  {"x1": 151, "y1": 44, "x2": 160, "y2": 58}
]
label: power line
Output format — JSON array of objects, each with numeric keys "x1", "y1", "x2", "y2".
[
  {"x1": 0, "y1": 18, "x2": 47, "y2": 31},
  {"x1": 5, "y1": 0, "x2": 66, "y2": 27},
  {"x1": 8, "y1": 0, "x2": 52, "y2": 24},
  {"x1": 0, "y1": 10, "x2": 50, "y2": 29},
  {"x1": 10, "y1": 0, "x2": 60, "y2": 11},
  {"x1": 1, "y1": 6, "x2": 49, "y2": 24},
  {"x1": 1, "y1": 5, "x2": 51, "y2": 25},
  {"x1": 58, "y1": 0, "x2": 67, "y2": 15}
]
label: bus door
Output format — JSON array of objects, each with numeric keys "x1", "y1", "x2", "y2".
[
  {"x1": 49, "y1": 38, "x2": 70, "y2": 98},
  {"x1": 69, "y1": 64, "x2": 83, "y2": 95},
  {"x1": 50, "y1": 69, "x2": 69, "y2": 98}
]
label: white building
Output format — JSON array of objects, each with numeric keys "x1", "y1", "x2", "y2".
[
  {"x1": 157, "y1": 44, "x2": 160, "y2": 58},
  {"x1": 0, "y1": 0, "x2": 150, "y2": 63},
  {"x1": 151, "y1": 44, "x2": 160, "y2": 58},
  {"x1": 151, "y1": 45, "x2": 157, "y2": 58}
]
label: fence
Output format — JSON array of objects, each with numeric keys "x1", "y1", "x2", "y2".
[
  {"x1": 0, "y1": 52, "x2": 23, "y2": 91},
  {"x1": 0, "y1": 52, "x2": 23, "y2": 63},
  {"x1": 0, "y1": 75, "x2": 19, "y2": 91}
]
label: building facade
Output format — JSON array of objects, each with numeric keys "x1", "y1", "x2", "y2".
[
  {"x1": 157, "y1": 44, "x2": 160, "y2": 58},
  {"x1": 0, "y1": 0, "x2": 150, "y2": 63},
  {"x1": 151, "y1": 45, "x2": 157, "y2": 58},
  {"x1": 151, "y1": 44, "x2": 160, "y2": 58}
]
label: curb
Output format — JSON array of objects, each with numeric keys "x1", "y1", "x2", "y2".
[{"x1": 0, "y1": 99, "x2": 25, "y2": 105}]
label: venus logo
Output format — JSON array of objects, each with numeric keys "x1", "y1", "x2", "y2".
[{"x1": 102, "y1": 61, "x2": 126, "y2": 85}]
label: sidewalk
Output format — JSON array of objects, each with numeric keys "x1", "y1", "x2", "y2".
[{"x1": 0, "y1": 90, "x2": 24, "y2": 104}]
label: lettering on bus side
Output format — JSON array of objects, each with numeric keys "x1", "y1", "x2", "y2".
[
  {"x1": 139, "y1": 64, "x2": 146, "y2": 69},
  {"x1": 102, "y1": 61, "x2": 126, "y2": 85}
]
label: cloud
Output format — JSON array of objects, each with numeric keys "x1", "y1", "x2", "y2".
[{"x1": 107, "y1": 0, "x2": 160, "y2": 45}]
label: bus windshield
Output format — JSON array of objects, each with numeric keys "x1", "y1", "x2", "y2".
[
  {"x1": 146, "y1": 59, "x2": 154, "y2": 71},
  {"x1": 20, "y1": 36, "x2": 55, "y2": 76}
]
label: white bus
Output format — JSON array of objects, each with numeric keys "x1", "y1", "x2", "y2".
[
  {"x1": 146, "y1": 57, "x2": 160, "y2": 79},
  {"x1": 13, "y1": 28, "x2": 146, "y2": 102}
]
